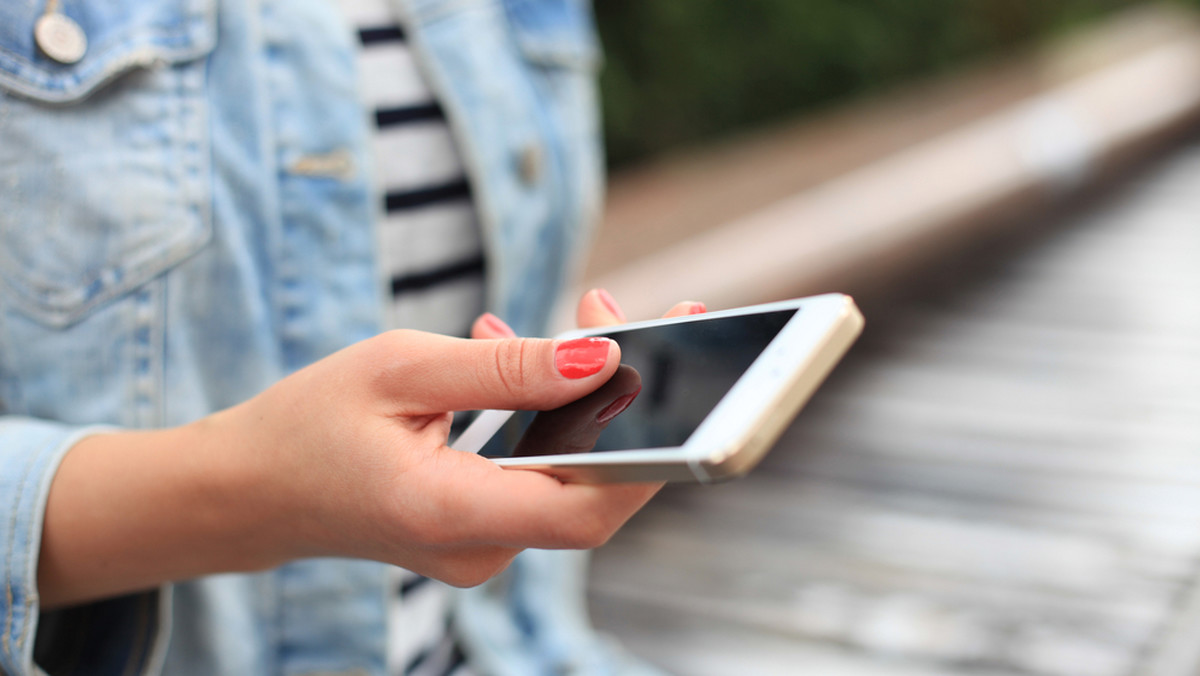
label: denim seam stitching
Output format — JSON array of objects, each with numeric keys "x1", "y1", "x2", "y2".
[
  {"x1": 4, "y1": 427, "x2": 51, "y2": 663},
  {"x1": 153, "y1": 282, "x2": 166, "y2": 428},
  {"x1": 0, "y1": 41, "x2": 178, "y2": 102},
  {"x1": 131, "y1": 287, "x2": 153, "y2": 427},
  {"x1": 18, "y1": 429, "x2": 64, "y2": 657}
]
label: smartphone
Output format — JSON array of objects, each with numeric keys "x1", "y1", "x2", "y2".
[{"x1": 451, "y1": 294, "x2": 864, "y2": 483}]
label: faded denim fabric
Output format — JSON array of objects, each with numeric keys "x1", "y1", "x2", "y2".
[{"x1": 0, "y1": 0, "x2": 645, "y2": 674}]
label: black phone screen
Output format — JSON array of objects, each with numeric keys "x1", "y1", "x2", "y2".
[{"x1": 479, "y1": 308, "x2": 798, "y2": 458}]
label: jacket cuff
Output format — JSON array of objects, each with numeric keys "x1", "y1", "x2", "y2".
[{"x1": 0, "y1": 417, "x2": 169, "y2": 676}]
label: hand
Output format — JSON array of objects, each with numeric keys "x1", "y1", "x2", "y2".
[
  {"x1": 216, "y1": 330, "x2": 665, "y2": 585},
  {"x1": 39, "y1": 328, "x2": 663, "y2": 607}
]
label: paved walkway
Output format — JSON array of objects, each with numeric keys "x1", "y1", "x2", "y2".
[{"x1": 589, "y1": 135, "x2": 1200, "y2": 676}]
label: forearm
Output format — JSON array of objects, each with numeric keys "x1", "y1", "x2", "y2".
[{"x1": 36, "y1": 417, "x2": 294, "y2": 609}]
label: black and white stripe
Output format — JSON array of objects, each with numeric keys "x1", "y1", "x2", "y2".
[
  {"x1": 387, "y1": 570, "x2": 473, "y2": 676},
  {"x1": 344, "y1": 0, "x2": 487, "y2": 341},
  {"x1": 340, "y1": 1, "x2": 482, "y2": 673}
]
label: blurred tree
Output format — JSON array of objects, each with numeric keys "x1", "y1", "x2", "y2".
[{"x1": 596, "y1": 0, "x2": 1154, "y2": 168}]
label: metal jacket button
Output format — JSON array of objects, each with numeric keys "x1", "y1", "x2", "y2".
[{"x1": 35, "y1": 12, "x2": 87, "y2": 65}]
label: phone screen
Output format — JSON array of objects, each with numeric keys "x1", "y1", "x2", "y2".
[{"x1": 479, "y1": 308, "x2": 799, "y2": 458}]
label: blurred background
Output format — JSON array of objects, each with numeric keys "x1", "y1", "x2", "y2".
[
  {"x1": 599, "y1": 0, "x2": 1151, "y2": 168},
  {"x1": 582, "y1": 2, "x2": 1200, "y2": 675}
]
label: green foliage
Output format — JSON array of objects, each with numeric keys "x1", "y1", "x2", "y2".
[{"x1": 596, "y1": 0, "x2": 1150, "y2": 167}]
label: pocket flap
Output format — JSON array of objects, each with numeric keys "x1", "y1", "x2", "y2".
[
  {"x1": 0, "y1": 0, "x2": 216, "y2": 104},
  {"x1": 503, "y1": 0, "x2": 600, "y2": 69}
]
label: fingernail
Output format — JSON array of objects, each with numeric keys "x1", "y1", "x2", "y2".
[
  {"x1": 597, "y1": 288, "x2": 627, "y2": 323},
  {"x1": 482, "y1": 312, "x2": 517, "y2": 337},
  {"x1": 688, "y1": 302, "x2": 707, "y2": 315},
  {"x1": 555, "y1": 337, "x2": 611, "y2": 379},
  {"x1": 596, "y1": 387, "x2": 641, "y2": 424}
]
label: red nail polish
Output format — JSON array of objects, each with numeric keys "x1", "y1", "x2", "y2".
[
  {"x1": 597, "y1": 387, "x2": 641, "y2": 424},
  {"x1": 555, "y1": 337, "x2": 611, "y2": 379},
  {"x1": 688, "y1": 302, "x2": 707, "y2": 315},
  {"x1": 482, "y1": 312, "x2": 517, "y2": 337},
  {"x1": 597, "y1": 288, "x2": 627, "y2": 323}
]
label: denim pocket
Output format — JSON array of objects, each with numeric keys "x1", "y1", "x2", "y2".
[
  {"x1": 502, "y1": 0, "x2": 601, "y2": 70},
  {"x1": 0, "y1": 0, "x2": 217, "y2": 328}
]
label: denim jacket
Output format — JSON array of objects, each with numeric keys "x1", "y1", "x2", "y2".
[{"x1": 0, "y1": 0, "x2": 633, "y2": 673}]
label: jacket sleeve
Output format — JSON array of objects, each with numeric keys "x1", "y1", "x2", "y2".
[{"x1": 0, "y1": 417, "x2": 167, "y2": 676}]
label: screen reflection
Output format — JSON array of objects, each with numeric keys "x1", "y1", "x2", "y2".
[
  {"x1": 511, "y1": 365, "x2": 642, "y2": 457},
  {"x1": 480, "y1": 308, "x2": 798, "y2": 459}
]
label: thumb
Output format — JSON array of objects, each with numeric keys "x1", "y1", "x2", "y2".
[{"x1": 373, "y1": 331, "x2": 621, "y2": 415}]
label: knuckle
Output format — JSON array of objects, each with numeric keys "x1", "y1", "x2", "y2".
[
  {"x1": 374, "y1": 328, "x2": 417, "y2": 357},
  {"x1": 364, "y1": 330, "x2": 419, "y2": 389},
  {"x1": 489, "y1": 339, "x2": 531, "y2": 399}
]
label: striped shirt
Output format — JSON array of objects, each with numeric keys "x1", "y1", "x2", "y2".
[
  {"x1": 339, "y1": 0, "x2": 483, "y2": 674},
  {"x1": 342, "y1": 0, "x2": 487, "y2": 340}
]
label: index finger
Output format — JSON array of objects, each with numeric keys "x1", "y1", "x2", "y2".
[{"x1": 366, "y1": 330, "x2": 621, "y2": 415}]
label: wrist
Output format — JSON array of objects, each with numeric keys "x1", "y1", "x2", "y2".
[
  {"x1": 180, "y1": 409, "x2": 304, "y2": 570},
  {"x1": 38, "y1": 417, "x2": 297, "y2": 608}
]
